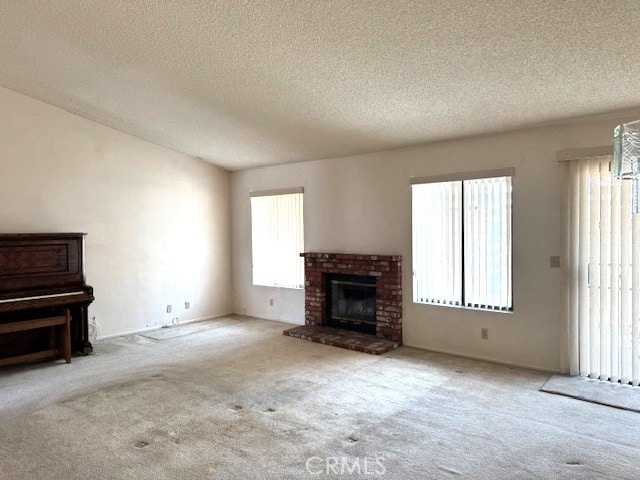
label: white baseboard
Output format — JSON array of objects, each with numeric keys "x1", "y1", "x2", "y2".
[
  {"x1": 96, "y1": 312, "x2": 233, "y2": 341},
  {"x1": 402, "y1": 342, "x2": 560, "y2": 374}
]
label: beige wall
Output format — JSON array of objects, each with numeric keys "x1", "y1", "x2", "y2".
[
  {"x1": 231, "y1": 114, "x2": 638, "y2": 372},
  {"x1": 0, "y1": 87, "x2": 231, "y2": 337}
]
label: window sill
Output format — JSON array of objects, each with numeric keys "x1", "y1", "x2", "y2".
[
  {"x1": 253, "y1": 283, "x2": 304, "y2": 290},
  {"x1": 413, "y1": 301, "x2": 514, "y2": 315}
]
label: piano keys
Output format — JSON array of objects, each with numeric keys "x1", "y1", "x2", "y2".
[{"x1": 0, "y1": 233, "x2": 95, "y2": 363}]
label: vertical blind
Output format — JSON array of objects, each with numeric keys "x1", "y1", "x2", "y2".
[
  {"x1": 412, "y1": 175, "x2": 512, "y2": 310},
  {"x1": 463, "y1": 177, "x2": 513, "y2": 310},
  {"x1": 564, "y1": 156, "x2": 640, "y2": 385},
  {"x1": 412, "y1": 180, "x2": 463, "y2": 305},
  {"x1": 251, "y1": 191, "x2": 304, "y2": 289}
]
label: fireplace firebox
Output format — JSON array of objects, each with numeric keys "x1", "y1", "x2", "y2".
[{"x1": 326, "y1": 274, "x2": 377, "y2": 335}]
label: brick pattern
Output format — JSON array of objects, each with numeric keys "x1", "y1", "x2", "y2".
[
  {"x1": 283, "y1": 325, "x2": 401, "y2": 355},
  {"x1": 301, "y1": 252, "x2": 402, "y2": 343}
]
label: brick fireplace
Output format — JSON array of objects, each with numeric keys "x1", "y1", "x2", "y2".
[{"x1": 298, "y1": 252, "x2": 402, "y2": 343}]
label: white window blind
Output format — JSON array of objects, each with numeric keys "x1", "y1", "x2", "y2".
[
  {"x1": 251, "y1": 190, "x2": 304, "y2": 289},
  {"x1": 412, "y1": 175, "x2": 512, "y2": 310},
  {"x1": 564, "y1": 156, "x2": 640, "y2": 385},
  {"x1": 412, "y1": 181, "x2": 462, "y2": 305},
  {"x1": 463, "y1": 177, "x2": 513, "y2": 310}
]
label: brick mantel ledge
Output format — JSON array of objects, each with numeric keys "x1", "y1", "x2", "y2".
[{"x1": 300, "y1": 252, "x2": 402, "y2": 262}]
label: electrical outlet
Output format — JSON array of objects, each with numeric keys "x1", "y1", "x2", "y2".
[
  {"x1": 185, "y1": 301, "x2": 190, "y2": 310},
  {"x1": 166, "y1": 304, "x2": 172, "y2": 313},
  {"x1": 481, "y1": 328, "x2": 489, "y2": 340},
  {"x1": 269, "y1": 298, "x2": 274, "y2": 306},
  {"x1": 550, "y1": 256, "x2": 561, "y2": 268}
]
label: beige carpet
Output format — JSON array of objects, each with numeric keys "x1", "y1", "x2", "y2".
[
  {"x1": 1, "y1": 315, "x2": 639, "y2": 479},
  {"x1": 541, "y1": 374, "x2": 640, "y2": 413},
  {"x1": 140, "y1": 317, "x2": 240, "y2": 340}
]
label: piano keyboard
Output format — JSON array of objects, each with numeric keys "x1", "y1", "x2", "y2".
[{"x1": 0, "y1": 291, "x2": 85, "y2": 304}]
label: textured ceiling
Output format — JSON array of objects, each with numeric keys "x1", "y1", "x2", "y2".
[{"x1": 1, "y1": 1, "x2": 639, "y2": 170}]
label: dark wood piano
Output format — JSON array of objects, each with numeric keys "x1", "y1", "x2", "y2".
[{"x1": 0, "y1": 233, "x2": 94, "y2": 365}]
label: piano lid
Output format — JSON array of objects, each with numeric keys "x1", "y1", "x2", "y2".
[{"x1": 0, "y1": 233, "x2": 87, "y2": 239}]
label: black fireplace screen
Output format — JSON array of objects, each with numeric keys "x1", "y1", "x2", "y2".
[{"x1": 327, "y1": 274, "x2": 376, "y2": 334}]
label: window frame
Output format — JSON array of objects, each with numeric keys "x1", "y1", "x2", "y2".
[{"x1": 411, "y1": 168, "x2": 515, "y2": 312}]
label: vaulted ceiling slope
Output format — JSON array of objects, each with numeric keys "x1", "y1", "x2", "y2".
[{"x1": 1, "y1": 1, "x2": 639, "y2": 170}]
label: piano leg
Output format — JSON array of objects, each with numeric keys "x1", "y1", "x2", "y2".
[{"x1": 70, "y1": 304, "x2": 93, "y2": 355}]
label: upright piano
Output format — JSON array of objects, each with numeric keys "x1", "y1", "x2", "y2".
[{"x1": 0, "y1": 233, "x2": 94, "y2": 363}]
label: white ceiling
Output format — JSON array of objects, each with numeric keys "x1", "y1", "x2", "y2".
[{"x1": 1, "y1": 1, "x2": 639, "y2": 170}]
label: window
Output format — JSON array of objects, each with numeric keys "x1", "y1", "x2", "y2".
[
  {"x1": 412, "y1": 170, "x2": 513, "y2": 311},
  {"x1": 250, "y1": 188, "x2": 304, "y2": 289}
]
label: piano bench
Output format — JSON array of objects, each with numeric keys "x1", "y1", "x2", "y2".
[{"x1": 0, "y1": 309, "x2": 72, "y2": 367}]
